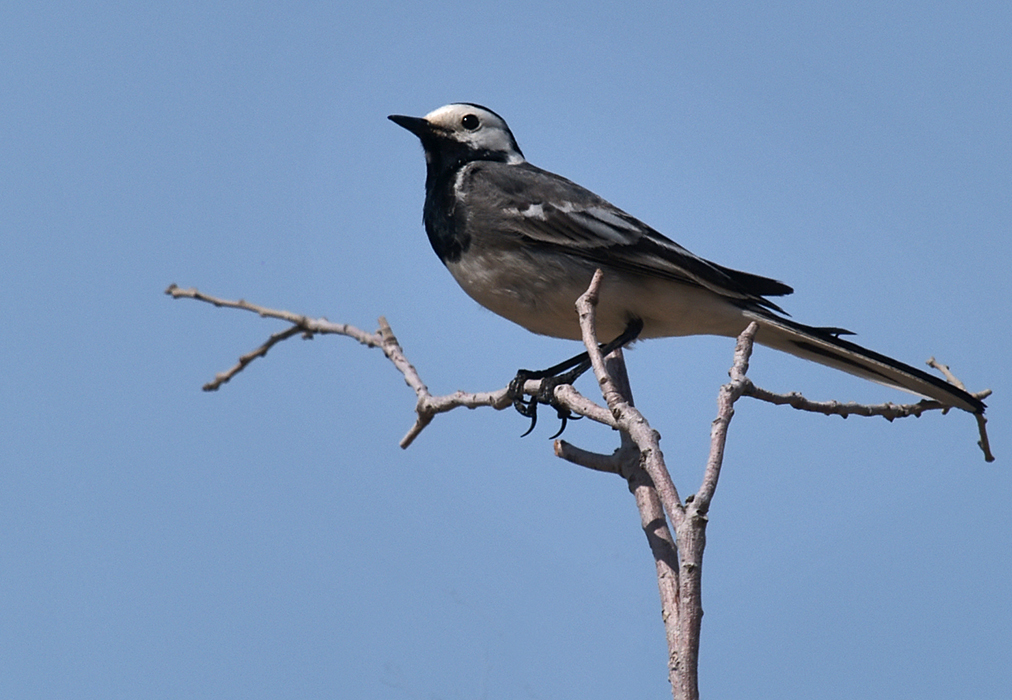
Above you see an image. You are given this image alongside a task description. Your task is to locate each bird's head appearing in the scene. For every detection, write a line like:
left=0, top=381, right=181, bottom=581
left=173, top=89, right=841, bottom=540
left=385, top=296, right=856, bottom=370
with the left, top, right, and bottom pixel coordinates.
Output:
left=389, top=103, right=525, bottom=171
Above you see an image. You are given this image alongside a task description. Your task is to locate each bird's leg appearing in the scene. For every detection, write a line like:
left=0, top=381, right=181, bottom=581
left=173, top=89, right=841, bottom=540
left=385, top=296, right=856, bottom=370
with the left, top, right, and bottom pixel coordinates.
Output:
left=508, top=318, right=643, bottom=437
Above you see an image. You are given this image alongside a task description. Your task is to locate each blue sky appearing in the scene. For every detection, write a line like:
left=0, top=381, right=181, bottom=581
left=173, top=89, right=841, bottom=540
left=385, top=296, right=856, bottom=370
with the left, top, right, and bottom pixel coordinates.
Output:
left=3, top=2, right=1009, bottom=698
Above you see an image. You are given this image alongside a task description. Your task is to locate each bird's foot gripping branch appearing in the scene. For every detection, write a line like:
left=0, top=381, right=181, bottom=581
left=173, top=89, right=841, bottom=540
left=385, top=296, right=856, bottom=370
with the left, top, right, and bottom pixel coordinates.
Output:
left=507, top=317, right=644, bottom=438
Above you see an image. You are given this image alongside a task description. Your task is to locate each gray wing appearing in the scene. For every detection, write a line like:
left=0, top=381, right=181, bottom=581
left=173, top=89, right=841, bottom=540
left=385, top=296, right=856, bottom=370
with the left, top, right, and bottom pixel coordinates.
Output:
left=465, top=161, right=794, bottom=314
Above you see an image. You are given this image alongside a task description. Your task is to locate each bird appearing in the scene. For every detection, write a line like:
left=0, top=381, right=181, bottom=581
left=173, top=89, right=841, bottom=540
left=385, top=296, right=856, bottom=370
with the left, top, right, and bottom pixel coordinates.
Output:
left=388, top=102, right=985, bottom=425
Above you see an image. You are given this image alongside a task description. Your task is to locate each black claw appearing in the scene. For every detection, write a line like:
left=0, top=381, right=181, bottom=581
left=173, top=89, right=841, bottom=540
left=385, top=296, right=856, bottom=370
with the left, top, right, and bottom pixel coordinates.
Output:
left=548, top=413, right=568, bottom=439
left=509, top=371, right=539, bottom=437
left=520, top=409, right=538, bottom=437
left=506, top=318, right=644, bottom=437
left=548, top=406, right=583, bottom=439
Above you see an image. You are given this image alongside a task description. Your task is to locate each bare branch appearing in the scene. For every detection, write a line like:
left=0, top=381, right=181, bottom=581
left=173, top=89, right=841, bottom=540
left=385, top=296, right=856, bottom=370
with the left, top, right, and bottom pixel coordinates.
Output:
left=601, top=351, right=682, bottom=700
left=166, top=284, right=382, bottom=347
left=170, top=277, right=990, bottom=700
left=694, top=322, right=758, bottom=513
left=574, top=269, right=686, bottom=530
left=166, top=284, right=617, bottom=449
left=555, top=349, right=684, bottom=697
left=927, top=356, right=967, bottom=390
left=552, top=352, right=639, bottom=474
left=927, top=357, right=994, bottom=462
left=167, top=284, right=384, bottom=391
left=975, top=413, right=995, bottom=463
left=401, top=386, right=514, bottom=448
left=740, top=376, right=993, bottom=462
left=200, top=325, right=303, bottom=391
left=570, top=270, right=697, bottom=699
left=554, top=440, right=626, bottom=475
left=169, top=282, right=989, bottom=458
left=742, top=383, right=987, bottom=419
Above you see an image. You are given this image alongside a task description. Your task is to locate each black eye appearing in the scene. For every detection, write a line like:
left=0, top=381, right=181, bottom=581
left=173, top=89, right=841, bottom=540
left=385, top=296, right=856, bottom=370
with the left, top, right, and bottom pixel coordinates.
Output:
left=461, top=114, right=480, bottom=130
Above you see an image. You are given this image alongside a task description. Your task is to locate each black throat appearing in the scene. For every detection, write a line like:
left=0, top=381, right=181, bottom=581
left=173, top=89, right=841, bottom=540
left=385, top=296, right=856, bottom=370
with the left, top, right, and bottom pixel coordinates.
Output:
left=420, top=143, right=513, bottom=264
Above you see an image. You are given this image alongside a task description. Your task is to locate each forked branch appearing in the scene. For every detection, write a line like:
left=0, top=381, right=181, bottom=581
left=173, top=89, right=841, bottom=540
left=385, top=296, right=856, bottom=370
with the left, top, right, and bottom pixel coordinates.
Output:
left=168, top=276, right=992, bottom=700
left=166, top=283, right=989, bottom=457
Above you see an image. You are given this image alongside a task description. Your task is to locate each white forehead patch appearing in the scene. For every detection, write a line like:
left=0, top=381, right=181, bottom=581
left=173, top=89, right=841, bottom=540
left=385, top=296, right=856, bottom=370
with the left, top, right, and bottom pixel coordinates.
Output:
left=423, top=104, right=525, bottom=163
left=423, top=104, right=507, bottom=129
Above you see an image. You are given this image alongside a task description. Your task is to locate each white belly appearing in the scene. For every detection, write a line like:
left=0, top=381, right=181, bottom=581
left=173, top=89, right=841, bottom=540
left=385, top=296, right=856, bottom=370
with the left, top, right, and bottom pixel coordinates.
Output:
left=445, top=248, right=750, bottom=342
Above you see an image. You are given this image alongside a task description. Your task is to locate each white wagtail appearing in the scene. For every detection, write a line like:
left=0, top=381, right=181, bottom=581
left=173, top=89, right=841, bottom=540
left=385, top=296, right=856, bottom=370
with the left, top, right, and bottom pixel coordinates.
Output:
left=389, top=103, right=985, bottom=432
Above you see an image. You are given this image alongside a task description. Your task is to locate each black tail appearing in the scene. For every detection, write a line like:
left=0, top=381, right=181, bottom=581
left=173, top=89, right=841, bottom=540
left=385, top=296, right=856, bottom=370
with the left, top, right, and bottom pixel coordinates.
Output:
left=743, top=310, right=986, bottom=414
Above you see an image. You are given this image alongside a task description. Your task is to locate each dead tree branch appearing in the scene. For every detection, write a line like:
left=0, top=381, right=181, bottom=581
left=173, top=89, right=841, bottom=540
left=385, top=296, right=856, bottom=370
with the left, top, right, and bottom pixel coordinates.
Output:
left=167, top=276, right=992, bottom=700
left=166, top=282, right=988, bottom=457
left=556, top=269, right=758, bottom=699
left=555, top=348, right=682, bottom=696
left=740, top=379, right=992, bottom=462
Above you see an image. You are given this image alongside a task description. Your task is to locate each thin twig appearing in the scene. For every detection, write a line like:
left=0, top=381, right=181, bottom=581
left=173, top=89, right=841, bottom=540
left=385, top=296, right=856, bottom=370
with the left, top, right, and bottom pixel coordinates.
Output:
left=927, top=357, right=994, bottom=462
left=694, top=322, right=757, bottom=513
left=741, top=378, right=993, bottom=462
left=168, top=285, right=606, bottom=448
left=975, top=413, right=995, bottom=462
left=202, top=325, right=303, bottom=391
left=927, top=356, right=967, bottom=390
left=166, top=284, right=382, bottom=347
left=168, top=282, right=993, bottom=462
left=742, top=383, right=990, bottom=419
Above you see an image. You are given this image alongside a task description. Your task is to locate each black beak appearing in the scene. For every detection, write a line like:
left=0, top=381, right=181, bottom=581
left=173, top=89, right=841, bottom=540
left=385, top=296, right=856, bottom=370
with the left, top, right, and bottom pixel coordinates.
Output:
left=388, top=114, right=432, bottom=137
